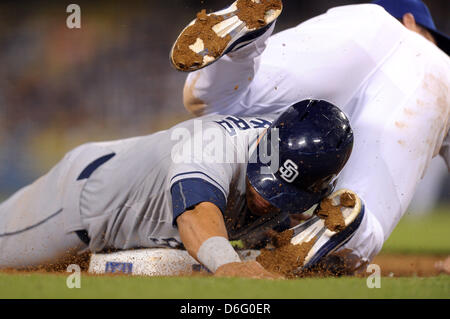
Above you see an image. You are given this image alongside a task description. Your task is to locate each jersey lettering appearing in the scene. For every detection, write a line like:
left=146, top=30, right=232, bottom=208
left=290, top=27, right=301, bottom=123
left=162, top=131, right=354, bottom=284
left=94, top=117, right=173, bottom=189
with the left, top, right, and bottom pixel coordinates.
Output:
left=215, top=116, right=272, bottom=136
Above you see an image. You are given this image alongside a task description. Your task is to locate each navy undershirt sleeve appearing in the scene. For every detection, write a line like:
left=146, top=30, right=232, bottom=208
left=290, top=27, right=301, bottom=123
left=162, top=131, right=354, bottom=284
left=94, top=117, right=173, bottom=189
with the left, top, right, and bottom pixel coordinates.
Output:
left=171, top=178, right=227, bottom=226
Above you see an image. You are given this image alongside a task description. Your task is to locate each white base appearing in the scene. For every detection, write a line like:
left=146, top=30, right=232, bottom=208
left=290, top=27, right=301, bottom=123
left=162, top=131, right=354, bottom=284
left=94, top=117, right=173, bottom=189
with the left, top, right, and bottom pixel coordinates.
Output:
left=88, top=248, right=259, bottom=276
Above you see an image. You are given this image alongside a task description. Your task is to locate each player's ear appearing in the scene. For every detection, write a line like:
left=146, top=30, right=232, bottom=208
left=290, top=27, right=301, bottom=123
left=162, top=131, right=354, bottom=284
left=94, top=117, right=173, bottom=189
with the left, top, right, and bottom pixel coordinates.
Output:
left=401, top=12, right=436, bottom=45
left=402, top=13, right=417, bottom=31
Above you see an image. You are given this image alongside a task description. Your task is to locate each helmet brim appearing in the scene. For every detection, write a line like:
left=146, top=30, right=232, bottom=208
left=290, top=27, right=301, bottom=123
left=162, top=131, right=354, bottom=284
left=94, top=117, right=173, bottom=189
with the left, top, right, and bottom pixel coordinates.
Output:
left=246, top=161, right=326, bottom=214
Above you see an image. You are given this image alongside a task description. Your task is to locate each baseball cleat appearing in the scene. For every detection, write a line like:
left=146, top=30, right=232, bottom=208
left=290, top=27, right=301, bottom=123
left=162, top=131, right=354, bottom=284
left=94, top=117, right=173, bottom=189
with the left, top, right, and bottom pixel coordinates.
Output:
left=170, top=0, right=283, bottom=72
left=289, top=189, right=365, bottom=271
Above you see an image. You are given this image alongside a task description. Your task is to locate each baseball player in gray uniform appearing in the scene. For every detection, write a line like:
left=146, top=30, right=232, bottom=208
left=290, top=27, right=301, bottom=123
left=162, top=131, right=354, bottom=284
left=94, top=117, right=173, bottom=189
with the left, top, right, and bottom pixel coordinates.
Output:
left=0, top=99, right=360, bottom=278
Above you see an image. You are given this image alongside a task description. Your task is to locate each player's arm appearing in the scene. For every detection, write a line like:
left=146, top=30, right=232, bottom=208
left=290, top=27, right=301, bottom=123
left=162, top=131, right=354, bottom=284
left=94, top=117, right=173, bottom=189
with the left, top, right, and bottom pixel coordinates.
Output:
left=176, top=202, right=228, bottom=258
left=176, top=201, right=281, bottom=279
left=169, top=121, right=281, bottom=278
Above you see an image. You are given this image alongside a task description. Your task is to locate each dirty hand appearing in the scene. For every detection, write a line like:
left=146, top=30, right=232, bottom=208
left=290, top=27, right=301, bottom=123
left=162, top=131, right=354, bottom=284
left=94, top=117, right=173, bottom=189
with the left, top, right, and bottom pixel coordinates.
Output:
left=214, top=260, right=283, bottom=279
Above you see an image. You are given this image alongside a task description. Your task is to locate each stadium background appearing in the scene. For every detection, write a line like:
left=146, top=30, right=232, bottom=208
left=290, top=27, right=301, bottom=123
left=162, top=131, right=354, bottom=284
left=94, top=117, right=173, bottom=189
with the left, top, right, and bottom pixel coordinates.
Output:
left=0, top=0, right=448, bottom=207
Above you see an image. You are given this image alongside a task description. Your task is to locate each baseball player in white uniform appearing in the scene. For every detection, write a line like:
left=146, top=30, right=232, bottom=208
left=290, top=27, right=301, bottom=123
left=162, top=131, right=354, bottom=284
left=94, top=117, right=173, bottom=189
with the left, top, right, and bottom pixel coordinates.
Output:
left=173, top=0, right=450, bottom=269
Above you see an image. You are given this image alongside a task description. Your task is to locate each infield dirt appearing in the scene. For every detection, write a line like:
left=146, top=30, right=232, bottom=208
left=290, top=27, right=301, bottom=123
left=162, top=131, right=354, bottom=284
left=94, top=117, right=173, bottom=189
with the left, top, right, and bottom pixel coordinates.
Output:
left=257, top=230, right=316, bottom=278
left=0, top=254, right=447, bottom=278
left=371, top=254, right=447, bottom=277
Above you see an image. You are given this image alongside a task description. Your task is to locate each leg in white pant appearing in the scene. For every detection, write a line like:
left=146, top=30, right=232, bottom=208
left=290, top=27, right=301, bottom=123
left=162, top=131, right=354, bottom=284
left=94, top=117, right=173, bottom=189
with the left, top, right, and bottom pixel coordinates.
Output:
left=335, top=37, right=449, bottom=263
left=183, top=23, right=275, bottom=115
left=408, top=156, right=448, bottom=215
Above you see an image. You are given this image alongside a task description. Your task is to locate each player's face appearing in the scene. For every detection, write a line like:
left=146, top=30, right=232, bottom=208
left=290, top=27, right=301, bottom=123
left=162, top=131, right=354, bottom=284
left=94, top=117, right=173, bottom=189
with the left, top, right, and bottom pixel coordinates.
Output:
left=245, top=177, right=280, bottom=216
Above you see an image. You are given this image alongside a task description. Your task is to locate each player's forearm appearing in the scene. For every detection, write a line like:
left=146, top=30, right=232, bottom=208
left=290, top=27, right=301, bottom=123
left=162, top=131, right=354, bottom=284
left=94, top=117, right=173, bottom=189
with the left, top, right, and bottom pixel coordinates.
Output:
left=177, top=202, right=228, bottom=258
left=176, top=202, right=241, bottom=272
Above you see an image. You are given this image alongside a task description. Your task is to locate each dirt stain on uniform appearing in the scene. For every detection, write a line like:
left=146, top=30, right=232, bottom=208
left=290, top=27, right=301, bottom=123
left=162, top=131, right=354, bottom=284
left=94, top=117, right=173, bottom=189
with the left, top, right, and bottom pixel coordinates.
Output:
left=395, top=121, right=407, bottom=129
left=403, top=108, right=417, bottom=116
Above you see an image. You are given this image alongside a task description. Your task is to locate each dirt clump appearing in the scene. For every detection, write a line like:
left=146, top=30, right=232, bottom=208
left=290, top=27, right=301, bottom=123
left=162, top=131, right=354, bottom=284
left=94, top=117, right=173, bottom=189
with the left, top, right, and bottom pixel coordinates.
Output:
left=271, top=228, right=293, bottom=247
left=257, top=229, right=316, bottom=278
left=236, top=0, right=283, bottom=29
left=0, top=252, right=91, bottom=274
left=172, top=10, right=231, bottom=71
left=317, top=191, right=357, bottom=232
left=316, top=198, right=346, bottom=232
left=296, top=249, right=366, bottom=278
left=340, top=192, right=356, bottom=207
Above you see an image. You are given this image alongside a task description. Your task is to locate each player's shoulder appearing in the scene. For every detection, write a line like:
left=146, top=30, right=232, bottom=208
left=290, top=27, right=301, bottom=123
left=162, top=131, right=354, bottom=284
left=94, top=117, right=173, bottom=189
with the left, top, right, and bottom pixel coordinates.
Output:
left=420, top=38, right=450, bottom=69
left=281, top=3, right=404, bottom=51
left=403, top=30, right=450, bottom=75
left=326, top=3, right=393, bottom=21
left=318, top=3, right=401, bottom=34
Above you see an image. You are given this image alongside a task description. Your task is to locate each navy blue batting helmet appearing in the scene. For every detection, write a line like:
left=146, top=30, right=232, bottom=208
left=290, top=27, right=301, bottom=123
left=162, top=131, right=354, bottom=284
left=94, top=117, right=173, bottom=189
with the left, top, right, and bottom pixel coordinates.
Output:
left=246, top=99, right=354, bottom=213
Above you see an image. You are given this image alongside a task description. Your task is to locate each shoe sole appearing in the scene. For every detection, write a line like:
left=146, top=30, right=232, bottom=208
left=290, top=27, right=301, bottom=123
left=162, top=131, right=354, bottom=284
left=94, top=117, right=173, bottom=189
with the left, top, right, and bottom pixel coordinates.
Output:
left=170, top=0, right=283, bottom=72
left=289, top=189, right=365, bottom=271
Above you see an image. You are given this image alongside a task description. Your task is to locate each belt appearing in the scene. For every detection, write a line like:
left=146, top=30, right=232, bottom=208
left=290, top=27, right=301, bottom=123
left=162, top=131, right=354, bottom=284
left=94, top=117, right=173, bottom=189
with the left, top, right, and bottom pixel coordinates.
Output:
left=74, top=152, right=116, bottom=246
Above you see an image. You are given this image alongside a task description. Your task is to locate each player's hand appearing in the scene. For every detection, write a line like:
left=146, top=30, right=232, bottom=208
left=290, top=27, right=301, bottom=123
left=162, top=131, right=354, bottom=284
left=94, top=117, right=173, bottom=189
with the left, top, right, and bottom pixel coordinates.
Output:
left=214, top=261, right=284, bottom=279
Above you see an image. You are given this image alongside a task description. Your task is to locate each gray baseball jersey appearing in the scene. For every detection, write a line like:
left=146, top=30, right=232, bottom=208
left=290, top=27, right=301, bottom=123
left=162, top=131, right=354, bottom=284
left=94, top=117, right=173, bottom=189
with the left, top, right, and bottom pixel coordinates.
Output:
left=0, top=113, right=288, bottom=267
left=74, top=113, right=289, bottom=252
left=1, top=113, right=290, bottom=267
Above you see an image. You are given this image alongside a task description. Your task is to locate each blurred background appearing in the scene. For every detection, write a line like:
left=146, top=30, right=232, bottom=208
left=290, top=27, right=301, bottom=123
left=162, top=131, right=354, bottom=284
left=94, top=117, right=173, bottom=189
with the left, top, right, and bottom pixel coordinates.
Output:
left=0, top=0, right=448, bottom=213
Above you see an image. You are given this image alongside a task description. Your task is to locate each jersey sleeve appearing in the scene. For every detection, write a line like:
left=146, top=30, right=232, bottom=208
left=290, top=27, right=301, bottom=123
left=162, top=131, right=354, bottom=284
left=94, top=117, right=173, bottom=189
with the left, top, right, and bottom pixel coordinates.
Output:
left=167, top=120, right=237, bottom=224
left=170, top=178, right=227, bottom=222
left=167, top=115, right=274, bottom=223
